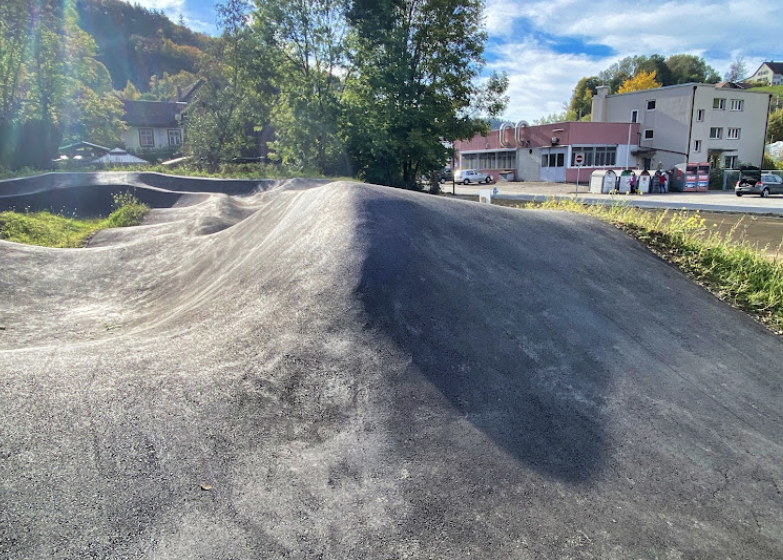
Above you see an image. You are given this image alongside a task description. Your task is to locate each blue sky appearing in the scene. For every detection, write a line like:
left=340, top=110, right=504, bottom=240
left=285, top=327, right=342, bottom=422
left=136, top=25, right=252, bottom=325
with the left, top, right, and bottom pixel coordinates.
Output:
left=136, top=0, right=782, bottom=121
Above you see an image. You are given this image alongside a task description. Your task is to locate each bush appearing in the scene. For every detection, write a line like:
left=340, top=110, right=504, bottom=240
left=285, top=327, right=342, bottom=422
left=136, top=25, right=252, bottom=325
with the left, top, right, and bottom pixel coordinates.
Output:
left=105, top=192, right=149, bottom=228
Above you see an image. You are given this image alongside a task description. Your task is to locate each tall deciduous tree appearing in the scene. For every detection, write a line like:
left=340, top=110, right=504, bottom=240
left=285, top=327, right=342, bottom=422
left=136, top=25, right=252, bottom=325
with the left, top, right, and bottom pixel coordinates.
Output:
left=254, top=0, right=353, bottom=175
left=344, top=0, right=507, bottom=189
left=617, top=70, right=661, bottom=94
left=567, top=76, right=600, bottom=120
left=724, top=56, right=747, bottom=83
left=186, top=0, right=274, bottom=171
left=767, top=109, right=783, bottom=144
left=666, top=54, right=720, bottom=84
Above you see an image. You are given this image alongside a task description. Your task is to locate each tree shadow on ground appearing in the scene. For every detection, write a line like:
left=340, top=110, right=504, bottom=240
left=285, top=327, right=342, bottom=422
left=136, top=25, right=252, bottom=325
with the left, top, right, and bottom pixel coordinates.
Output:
left=356, top=194, right=619, bottom=484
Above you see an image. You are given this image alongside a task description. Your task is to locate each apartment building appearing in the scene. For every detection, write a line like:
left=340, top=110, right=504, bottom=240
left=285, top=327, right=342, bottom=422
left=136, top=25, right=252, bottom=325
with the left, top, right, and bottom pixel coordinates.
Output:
left=591, top=83, right=771, bottom=169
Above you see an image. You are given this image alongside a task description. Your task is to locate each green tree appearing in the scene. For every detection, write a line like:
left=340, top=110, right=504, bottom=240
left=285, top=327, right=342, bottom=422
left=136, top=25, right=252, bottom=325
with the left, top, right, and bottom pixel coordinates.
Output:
left=119, top=80, right=142, bottom=100
left=0, top=0, right=35, bottom=167
left=666, top=54, right=720, bottom=84
left=598, top=56, right=637, bottom=93
left=567, top=76, right=600, bottom=120
left=768, top=109, right=783, bottom=143
left=344, top=0, right=507, bottom=188
left=533, top=111, right=568, bottom=125
left=144, top=70, right=199, bottom=101
left=636, top=54, right=674, bottom=86
left=186, top=0, right=274, bottom=171
left=254, top=0, right=353, bottom=175
left=61, top=86, right=127, bottom=147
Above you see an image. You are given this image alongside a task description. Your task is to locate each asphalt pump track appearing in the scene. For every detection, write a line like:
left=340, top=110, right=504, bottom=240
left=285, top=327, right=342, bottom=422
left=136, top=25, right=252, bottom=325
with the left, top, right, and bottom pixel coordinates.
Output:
left=1, top=173, right=783, bottom=558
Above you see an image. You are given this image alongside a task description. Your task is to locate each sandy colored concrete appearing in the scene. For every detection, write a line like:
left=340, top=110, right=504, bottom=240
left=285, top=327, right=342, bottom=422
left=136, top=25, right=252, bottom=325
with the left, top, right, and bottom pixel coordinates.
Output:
left=1, top=175, right=783, bottom=559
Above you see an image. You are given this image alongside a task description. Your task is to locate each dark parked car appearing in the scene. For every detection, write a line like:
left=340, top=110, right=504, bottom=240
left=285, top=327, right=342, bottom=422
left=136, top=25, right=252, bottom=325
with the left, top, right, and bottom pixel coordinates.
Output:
left=735, top=173, right=783, bottom=197
left=438, top=167, right=454, bottom=183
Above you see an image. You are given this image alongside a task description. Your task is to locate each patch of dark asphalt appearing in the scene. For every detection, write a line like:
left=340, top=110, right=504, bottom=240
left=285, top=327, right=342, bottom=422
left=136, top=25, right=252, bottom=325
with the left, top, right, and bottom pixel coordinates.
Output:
left=1, top=179, right=783, bottom=559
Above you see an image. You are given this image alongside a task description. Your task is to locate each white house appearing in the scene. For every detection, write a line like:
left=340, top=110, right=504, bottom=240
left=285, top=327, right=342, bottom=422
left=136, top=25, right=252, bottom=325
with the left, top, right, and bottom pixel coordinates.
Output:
left=591, top=83, right=771, bottom=169
left=746, top=62, right=783, bottom=86
left=119, top=99, right=186, bottom=154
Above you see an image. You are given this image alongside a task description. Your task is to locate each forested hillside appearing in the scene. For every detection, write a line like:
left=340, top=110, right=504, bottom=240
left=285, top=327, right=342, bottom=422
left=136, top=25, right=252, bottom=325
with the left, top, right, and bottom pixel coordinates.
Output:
left=75, top=0, right=211, bottom=91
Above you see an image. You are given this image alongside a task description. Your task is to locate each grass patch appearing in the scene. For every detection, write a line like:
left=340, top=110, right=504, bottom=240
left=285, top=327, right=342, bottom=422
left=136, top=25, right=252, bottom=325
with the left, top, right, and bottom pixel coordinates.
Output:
left=0, top=192, right=149, bottom=248
left=524, top=197, right=783, bottom=335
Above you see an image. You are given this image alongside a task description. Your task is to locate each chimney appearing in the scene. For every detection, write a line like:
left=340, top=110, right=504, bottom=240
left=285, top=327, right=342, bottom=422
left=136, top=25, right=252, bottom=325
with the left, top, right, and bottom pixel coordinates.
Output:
left=592, top=85, right=610, bottom=122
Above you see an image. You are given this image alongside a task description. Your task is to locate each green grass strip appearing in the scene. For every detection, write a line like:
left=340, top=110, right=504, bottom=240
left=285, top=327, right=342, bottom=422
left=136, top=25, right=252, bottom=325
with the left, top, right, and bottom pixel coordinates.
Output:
left=0, top=193, right=149, bottom=248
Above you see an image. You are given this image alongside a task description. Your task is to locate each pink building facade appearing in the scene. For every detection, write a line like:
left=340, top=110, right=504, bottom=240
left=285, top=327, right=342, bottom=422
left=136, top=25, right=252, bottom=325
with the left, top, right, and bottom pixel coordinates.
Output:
left=454, top=121, right=641, bottom=183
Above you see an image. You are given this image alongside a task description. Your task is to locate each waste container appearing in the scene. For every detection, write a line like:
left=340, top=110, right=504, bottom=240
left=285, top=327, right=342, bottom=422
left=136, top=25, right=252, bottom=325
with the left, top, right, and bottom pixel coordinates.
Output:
left=635, top=169, right=651, bottom=193
left=589, top=169, right=617, bottom=193
left=618, top=170, right=636, bottom=193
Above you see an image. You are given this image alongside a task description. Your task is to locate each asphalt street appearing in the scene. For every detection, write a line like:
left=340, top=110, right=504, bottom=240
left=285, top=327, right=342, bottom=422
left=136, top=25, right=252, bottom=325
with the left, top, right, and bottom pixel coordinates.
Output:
left=449, top=180, right=783, bottom=215
left=1, top=173, right=783, bottom=559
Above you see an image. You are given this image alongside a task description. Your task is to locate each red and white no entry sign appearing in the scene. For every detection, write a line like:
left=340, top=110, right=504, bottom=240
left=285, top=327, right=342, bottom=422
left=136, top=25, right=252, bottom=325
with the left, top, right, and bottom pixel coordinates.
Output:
left=574, top=153, right=585, bottom=166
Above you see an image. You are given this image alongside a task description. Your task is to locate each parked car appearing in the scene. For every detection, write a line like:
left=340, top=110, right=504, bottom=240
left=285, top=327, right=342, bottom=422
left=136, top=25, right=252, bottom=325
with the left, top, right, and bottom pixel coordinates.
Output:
left=457, top=169, right=492, bottom=184
left=438, top=167, right=454, bottom=183
left=735, top=173, right=783, bottom=197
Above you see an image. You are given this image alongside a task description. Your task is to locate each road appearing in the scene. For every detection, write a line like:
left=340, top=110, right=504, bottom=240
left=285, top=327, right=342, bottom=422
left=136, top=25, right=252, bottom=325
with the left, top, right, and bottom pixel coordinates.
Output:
left=448, top=180, right=783, bottom=214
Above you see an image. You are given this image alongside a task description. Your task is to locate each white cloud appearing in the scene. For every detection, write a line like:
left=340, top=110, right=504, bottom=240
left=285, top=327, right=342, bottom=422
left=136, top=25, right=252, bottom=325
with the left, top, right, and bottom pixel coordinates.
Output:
left=484, top=0, right=783, bottom=120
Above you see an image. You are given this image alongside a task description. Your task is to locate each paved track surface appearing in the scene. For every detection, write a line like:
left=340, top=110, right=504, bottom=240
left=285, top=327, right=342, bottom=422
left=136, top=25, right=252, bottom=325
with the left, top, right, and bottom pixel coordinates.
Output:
left=2, top=174, right=783, bottom=559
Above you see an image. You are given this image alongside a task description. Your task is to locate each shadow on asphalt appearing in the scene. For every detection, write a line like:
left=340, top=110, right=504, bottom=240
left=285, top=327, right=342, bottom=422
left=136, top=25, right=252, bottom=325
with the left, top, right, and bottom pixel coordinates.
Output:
left=356, top=196, right=610, bottom=483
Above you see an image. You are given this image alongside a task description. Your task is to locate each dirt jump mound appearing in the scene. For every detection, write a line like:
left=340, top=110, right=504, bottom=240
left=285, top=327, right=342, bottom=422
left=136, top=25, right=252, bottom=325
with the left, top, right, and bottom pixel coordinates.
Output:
left=1, top=178, right=782, bottom=559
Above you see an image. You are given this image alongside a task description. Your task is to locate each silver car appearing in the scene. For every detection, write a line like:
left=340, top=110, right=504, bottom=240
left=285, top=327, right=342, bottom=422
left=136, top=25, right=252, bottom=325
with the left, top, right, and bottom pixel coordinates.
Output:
left=457, top=169, right=492, bottom=184
left=735, top=173, right=783, bottom=197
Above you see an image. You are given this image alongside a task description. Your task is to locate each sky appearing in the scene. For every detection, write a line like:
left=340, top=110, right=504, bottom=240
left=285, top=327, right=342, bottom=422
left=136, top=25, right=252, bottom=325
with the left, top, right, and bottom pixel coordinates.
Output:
left=133, top=0, right=782, bottom=122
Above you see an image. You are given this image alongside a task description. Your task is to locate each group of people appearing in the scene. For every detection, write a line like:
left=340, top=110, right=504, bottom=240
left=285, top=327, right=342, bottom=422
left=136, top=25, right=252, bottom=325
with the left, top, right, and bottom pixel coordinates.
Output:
left=629, top=169, right=670, bottom=194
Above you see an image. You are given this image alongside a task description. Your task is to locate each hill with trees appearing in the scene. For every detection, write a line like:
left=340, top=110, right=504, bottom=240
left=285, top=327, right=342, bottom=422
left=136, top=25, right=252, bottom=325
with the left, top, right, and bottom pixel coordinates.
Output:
left=540, top=54, right=722, bottom=124
left=1, top=0, right=507, bottom=189
left=74, top=0, right=211, bottom=92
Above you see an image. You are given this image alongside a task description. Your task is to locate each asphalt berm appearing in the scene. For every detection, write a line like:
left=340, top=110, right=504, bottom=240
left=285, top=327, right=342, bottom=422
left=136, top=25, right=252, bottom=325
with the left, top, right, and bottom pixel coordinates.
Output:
left=1, top=173, right=783, bottom=559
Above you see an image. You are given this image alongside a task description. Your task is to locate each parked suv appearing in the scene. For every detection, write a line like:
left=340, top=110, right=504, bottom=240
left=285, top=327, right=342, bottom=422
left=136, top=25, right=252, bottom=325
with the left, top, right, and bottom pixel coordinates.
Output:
left=457, top=169, right=492, bottom=184
left=735, top=173, right=783, bottom=197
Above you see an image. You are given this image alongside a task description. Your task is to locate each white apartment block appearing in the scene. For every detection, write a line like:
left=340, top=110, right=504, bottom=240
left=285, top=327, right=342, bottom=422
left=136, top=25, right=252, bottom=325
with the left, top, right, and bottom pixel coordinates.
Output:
left=592, top=83, right=771, bottom=170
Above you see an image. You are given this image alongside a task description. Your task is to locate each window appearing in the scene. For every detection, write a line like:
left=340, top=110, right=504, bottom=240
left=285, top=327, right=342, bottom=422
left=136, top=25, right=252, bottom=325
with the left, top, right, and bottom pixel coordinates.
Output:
left=727, top=128, right=740, bottom=139
left=724, top=156, right=738, bottom=169
left=644, top=130, right=654, bottom=140
left=713, top=98, right=725, bottom=110
left=693, top=140, right=701, bottom=152
left=709, top=127, right=722, bottom=139
left=730, top=99, right=744, bottom=111
left=462, top=153, right=478, bottom=168
left=696, top=109, right=705, bottom=122
left=139, top=128, right=154, bottom=147
left=646, top=100, right=656, bottom=111
left=571, top=146, right=615, bottom=167
left=168, top=129, right=182, bottom=146
left=542, top=153, right=564, bottom=167
left=631, top=109, right=639, bottom=123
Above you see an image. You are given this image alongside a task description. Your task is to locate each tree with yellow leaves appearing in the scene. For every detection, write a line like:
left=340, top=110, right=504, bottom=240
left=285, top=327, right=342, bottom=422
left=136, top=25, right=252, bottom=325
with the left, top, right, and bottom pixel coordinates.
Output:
left=618, top=70, right=661, bottom=93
